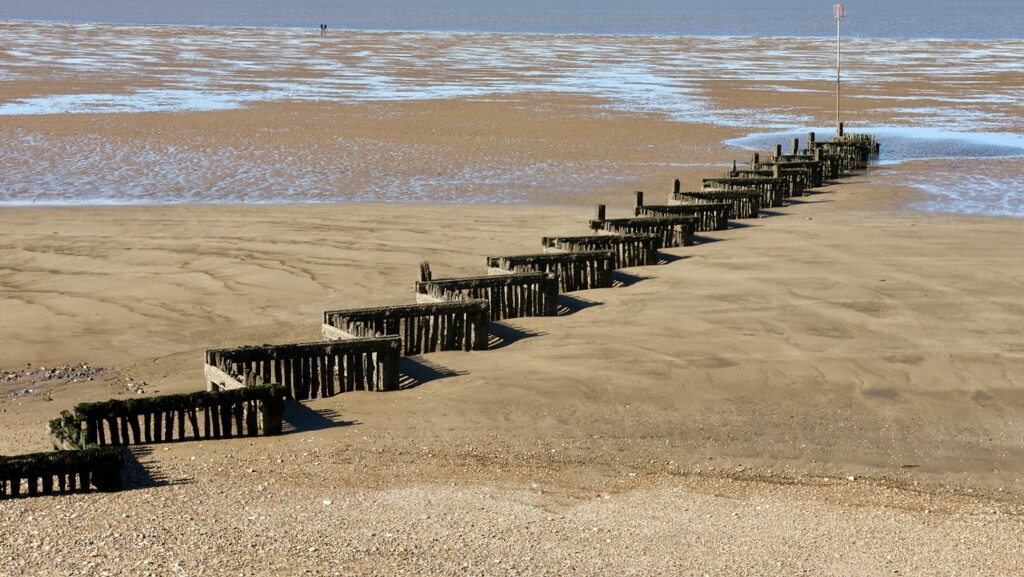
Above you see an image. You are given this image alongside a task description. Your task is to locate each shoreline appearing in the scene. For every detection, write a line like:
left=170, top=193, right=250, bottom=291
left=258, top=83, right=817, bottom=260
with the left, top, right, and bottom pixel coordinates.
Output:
left=2, top=23, right=1023, bottom=572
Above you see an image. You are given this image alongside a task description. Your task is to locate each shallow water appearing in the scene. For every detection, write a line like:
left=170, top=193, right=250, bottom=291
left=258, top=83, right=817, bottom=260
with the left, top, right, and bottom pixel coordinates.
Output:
left=1, top=22, right=1022, bottom=215
left=727, top=128, right=1024, bottom=165
left=6, top=0, right=1024, bottom=39
left=726, top=128, right=1024, bottom=217
left=2, top=26, right=1021, bottom=132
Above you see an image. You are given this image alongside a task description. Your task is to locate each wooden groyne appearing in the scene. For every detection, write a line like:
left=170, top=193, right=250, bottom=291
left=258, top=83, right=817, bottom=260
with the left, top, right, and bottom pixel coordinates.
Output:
left=541, top=234, right=661, bottom=269
left=205, top=339, right=402, bottom=399
left=815, top=141, right=871, bottom=171
left=415, top=264, right=559, bottom=320
left=701, top=176, right=786, bottom=208
left=486, top=250, right=615, bottom=293
left=727, top=160, right=809, bottom=197
left=0, top=447, right=123, bottom=499
left=632, top=191, right=731, bottom=231
left=754, top=140, right=834, bottom=185
left=5, top=110, right=881, bottom=499
left=590, top=204, right=697, bottom=248
left=806, top=127, right=879, bottom=171
left=670, top=190, right=761, bottom=219
left=49, top=385, right=286, bottom=449
left=322, top=301, right=490, bottom=355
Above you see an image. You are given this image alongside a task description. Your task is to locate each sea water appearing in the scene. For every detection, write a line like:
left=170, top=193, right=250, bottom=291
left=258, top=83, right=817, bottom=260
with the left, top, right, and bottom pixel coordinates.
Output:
left=727, top=128, right=1024, bottom=217
left=1, top=2, right=1022, bottom=215
left=6, top=0, right=1024, bottom=40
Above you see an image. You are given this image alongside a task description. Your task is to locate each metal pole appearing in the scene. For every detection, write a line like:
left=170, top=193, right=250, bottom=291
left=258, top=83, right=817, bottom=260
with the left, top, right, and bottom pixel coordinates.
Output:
left=833, top=4, right=845, bottom=136
left=836, top=15, right=841, bottom=135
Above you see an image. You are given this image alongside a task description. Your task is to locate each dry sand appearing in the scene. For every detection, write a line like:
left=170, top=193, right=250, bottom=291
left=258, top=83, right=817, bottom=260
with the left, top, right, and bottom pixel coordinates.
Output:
left=2, top=27, right=1024, bottom=577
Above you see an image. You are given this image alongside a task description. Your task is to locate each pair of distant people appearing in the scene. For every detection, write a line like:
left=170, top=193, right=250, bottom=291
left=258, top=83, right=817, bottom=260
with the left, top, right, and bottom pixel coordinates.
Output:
left=319, top=23, right=327, bottom=36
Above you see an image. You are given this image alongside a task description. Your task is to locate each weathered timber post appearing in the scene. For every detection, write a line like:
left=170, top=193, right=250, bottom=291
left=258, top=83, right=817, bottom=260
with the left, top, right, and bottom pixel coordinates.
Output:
left=838, top=122, right=844, bottom=136
left=634, top=191, right=644, bottom=208
left=792, top=138, right=800, bottom=156
left=91, top=451, right=124, bottom=492
left=544, top=276, right=559, bottom=316
left=595, top=204, right=606, bottom=222
left=774, top=144, right=783, bottom=160
left=259, top=396, right=284, bottom=435
left=473, top=313, right=488, bottom=351
left=808, top=132, right=816, bottom=149
left=380, top=340, right=401, bottom=391
left=85, top=420, right=97, bottom=446
left=419, top=261, right=432, bottom=283
left=673, top=179, right=681, bottom=194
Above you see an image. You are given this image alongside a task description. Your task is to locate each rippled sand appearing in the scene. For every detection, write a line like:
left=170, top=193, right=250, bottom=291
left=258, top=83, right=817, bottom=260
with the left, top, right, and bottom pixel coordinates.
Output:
left=2, top=22, right=1024, bottom=576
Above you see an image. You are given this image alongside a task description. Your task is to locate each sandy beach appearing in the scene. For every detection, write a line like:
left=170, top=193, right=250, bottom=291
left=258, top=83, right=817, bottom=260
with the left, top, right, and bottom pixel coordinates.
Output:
left=2, top=22, right=1024, bottom=576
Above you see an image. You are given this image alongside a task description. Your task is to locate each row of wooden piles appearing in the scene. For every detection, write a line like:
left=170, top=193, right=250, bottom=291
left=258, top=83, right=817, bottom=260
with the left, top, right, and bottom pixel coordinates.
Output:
left=0, top=385, right=289, bottom=499
left=3, top=126, right=877, bottom=499
left=204, top=127, right=878, bottom=406
left=0, top=448, right=123, bottom=498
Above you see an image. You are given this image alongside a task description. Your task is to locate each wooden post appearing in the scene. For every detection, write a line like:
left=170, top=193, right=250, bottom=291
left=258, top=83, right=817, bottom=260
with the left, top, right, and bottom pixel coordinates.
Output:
left=129, top=415, right=141, bottom=444
left=245, top=401, right=258, bottom=436
left=233, top=403, right=245, bottom=437
left=203, top=407, right=212, bottom=439
left=119, top=417, right=130, bottom=445
left=673, top=179, right=681, bottom=194
left=187, top=409, right=200, bottom=440
left=808, top=131, right=816, bottom=149
left=210, top=405, right=221, bottom=438
left=165, top=411, right=174, bottom=442
left=259, top=396, right=284, bottom=436
left=774, top=144, right=783, bottom=159
left=838, top=122, right=844, bottom=136
left=85, top=420, right=97, bottom=446
left=152, top=413, right=162, bottom=443
left=595, top=204, right=606, bottom=222
left=792, top=137, right=799, bottom=156
left=634, top=190, right=644, bottom=208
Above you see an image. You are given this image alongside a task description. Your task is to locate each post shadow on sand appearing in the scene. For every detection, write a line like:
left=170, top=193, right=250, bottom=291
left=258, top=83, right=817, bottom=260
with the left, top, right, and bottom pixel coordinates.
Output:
left=282, top=401, right=357, bottom=433
left=690, top=235, right=724, bottom=246
left=727, top=220, right=757, bottom=230
left=397, top=356, right=467, bottom=389
left=655, top=252, right=691, bottom=266
left=556, top=293, right=603, bottom=314
left=122, top=446, right=194, bottom=491
left=610, top=270, right=651, bottom=288
left=487, top=320, right=546, bottom=349
left=783, top=197, right=833, bottom=207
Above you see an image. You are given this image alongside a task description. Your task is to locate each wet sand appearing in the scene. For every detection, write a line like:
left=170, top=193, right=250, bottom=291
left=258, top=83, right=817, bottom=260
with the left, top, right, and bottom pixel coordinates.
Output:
left=2, top=24, right=1024, bottom=577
